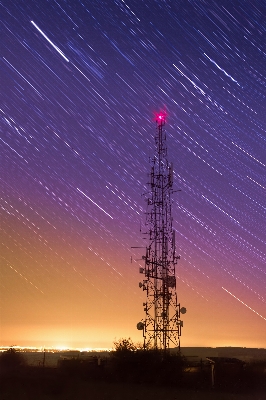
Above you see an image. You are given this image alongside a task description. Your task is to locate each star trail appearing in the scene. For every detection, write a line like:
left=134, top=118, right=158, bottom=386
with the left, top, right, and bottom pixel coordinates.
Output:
left=1, top=0, right=265, bottom=349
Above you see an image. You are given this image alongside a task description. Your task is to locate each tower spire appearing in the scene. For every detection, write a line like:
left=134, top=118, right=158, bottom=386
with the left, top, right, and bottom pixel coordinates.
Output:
left=137, top=112, right=186, bottom=351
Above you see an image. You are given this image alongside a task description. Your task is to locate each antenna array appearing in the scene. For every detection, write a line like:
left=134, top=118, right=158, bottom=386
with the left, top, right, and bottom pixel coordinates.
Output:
left=137, top=112, right=186, bottom=351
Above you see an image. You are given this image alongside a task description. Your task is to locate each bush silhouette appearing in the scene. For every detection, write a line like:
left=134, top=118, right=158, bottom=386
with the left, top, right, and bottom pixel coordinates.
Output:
left=111, top=338, right=184, bottom=384
left=0, top=347, right=26, bottom=375
left=113, top=337, right=138, bottom=352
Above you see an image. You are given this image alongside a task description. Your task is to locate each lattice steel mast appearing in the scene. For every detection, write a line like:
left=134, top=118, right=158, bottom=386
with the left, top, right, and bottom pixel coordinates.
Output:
left=137, top=112, right=186, bottom=351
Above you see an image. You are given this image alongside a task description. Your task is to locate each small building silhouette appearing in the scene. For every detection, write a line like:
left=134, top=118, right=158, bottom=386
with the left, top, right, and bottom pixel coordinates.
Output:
left=206, top=357, right=245, bottom=389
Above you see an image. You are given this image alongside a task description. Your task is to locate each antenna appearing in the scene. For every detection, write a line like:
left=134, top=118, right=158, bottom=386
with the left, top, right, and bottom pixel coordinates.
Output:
left=136, top=111, right=186, bottom=353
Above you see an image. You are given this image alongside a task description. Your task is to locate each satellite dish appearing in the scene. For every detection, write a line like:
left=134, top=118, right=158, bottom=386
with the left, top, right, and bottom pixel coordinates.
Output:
left=137, top=322, right=144, bottom=330
left=180, top=307, right=187, bottom=314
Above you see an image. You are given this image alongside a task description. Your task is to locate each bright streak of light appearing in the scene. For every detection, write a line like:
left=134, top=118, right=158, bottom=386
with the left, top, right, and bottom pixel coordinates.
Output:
left=31, top=21, right=69, bottom=62
left=247, top=176, right=266, bottom=190
left=204, top=53, right=239, bottom=85
left=121, top=0, right=140, bottom=21
left=222, top=287, right=266, bottom=321
left=72, top=63, right=91, bottom=81
left=0, top=137, right=28, bottom=163
left=4, top=259, right=44, bottom=294
left=3, top=58, right=43, bottom=98
left=232, top=142, right=266, bottom=167
left=77, top=188, right=113, bottom=219
left=173, top=64, right=206, bottom=95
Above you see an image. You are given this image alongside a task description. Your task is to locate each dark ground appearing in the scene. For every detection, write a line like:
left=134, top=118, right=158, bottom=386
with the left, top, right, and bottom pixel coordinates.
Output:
left=0, top=367, right=265, bottom=400
left=0, top=349, right=265, bottom=400
left=1, top=377, right=265, bottom=400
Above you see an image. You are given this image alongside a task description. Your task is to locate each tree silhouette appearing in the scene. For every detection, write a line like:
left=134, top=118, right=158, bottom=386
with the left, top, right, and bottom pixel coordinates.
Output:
left=113, top=337, right=137, bottom=352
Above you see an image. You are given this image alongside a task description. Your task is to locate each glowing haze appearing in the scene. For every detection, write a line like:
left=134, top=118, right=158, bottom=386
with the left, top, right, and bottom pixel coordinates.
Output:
left=1, top=0, right=265, bottom=350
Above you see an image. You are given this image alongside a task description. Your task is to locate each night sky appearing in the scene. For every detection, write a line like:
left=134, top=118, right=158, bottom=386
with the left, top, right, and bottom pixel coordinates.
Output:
left=1, top=0, right=265, bottom=349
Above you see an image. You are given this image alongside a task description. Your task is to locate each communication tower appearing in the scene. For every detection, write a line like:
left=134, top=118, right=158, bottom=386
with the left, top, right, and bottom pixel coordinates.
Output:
left=137, top=112, right=186, bottom=351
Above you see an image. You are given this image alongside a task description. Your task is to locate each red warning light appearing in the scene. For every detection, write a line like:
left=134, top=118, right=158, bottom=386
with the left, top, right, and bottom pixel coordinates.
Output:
left=155, top=111, right=166, bottom=124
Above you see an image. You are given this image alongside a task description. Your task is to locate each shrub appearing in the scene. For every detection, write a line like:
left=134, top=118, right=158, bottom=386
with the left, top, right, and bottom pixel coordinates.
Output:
left=0, top=347, right=26, bottom=375
left=111, top=338, right=185, bottom=384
